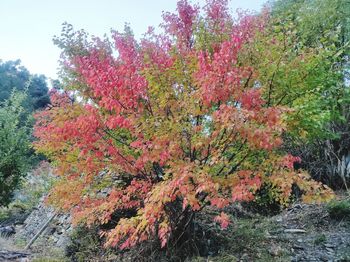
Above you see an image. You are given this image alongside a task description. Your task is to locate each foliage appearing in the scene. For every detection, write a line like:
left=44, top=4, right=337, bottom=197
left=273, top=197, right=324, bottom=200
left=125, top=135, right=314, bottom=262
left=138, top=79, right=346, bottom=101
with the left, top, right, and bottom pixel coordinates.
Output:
left=66, top=226, right=113, bottom=262
left=0, top=60, right=50, bottom=112
left=327, top=198, right=350, bottom=220
left=241, top=0, right=349, bottom=140
left=268, top=0, right=350, bottom=187
left=313, top=233, right=326, bottom=245
left=0, top=201, right=31, bottom=227
left=0, top=91, right=32, bottom=206
left=209, top=217, right=288, bottom=262
left=34, top=0, right=334, bottom=250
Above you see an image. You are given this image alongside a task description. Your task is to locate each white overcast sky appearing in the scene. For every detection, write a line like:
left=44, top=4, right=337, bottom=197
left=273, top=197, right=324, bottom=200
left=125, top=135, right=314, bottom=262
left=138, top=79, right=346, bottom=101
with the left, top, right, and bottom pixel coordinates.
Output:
left=0, top=0, right=266, bottom=80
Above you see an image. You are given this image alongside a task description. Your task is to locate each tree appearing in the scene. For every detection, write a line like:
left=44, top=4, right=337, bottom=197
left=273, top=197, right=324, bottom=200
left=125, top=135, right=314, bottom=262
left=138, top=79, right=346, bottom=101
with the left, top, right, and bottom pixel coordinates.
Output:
left=0, top=91, right=32, bottom=206
left=34, top=0, right=333, bottom=250
left=0, top=60, right=50, bottom=112
left=267, top=0, right=350, bottom=187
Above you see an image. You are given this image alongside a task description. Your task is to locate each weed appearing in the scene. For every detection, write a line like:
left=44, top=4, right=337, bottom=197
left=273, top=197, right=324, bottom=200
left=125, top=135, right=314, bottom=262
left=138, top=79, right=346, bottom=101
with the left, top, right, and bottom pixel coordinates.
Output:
left=314, top=234, right=327, bottom=245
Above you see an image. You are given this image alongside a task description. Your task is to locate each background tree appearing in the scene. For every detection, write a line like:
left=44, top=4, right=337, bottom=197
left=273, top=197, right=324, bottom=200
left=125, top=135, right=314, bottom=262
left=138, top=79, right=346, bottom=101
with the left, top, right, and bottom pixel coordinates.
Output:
left=0, top=59, right=50, bottom=112
left=0, top=60, right=51, bottom=205
left=266, top=0, right=350, bottom=187
left=0, top=91, right=32, bottom=206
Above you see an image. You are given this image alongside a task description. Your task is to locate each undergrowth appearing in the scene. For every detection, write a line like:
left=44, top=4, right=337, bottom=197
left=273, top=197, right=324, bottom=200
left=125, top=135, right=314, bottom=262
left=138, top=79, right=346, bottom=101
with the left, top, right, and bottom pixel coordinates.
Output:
left=0, top=161, right=53, bottom=226
left=66, top=207, right=289, bottom=262
left=326, top=197, right=350, bottom=220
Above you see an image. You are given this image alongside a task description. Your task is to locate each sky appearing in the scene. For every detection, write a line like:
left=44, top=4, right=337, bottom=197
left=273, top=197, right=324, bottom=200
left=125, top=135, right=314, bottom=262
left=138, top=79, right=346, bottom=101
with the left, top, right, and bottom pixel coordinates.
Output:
left=0, top=0, right=266, bottom=81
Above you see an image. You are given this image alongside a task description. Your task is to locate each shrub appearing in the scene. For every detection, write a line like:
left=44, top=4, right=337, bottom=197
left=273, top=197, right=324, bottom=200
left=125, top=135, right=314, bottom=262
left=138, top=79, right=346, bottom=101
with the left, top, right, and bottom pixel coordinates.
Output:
left=327, top=198, right=350, bottom=220
left=34, top=0, right=333, bottom=250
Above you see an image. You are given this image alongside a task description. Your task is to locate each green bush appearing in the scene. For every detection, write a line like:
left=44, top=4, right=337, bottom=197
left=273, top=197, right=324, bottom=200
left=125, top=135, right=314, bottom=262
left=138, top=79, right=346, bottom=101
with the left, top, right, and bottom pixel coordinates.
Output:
left=66, top=226, right=110, bottom=262
left=326, top=198, right=350, bottom=220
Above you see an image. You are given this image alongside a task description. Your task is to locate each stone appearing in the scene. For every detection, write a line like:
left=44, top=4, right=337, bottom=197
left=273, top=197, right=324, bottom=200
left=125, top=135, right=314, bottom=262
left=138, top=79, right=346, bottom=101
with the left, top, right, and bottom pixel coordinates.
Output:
left=326, top=247, right=334, bottom=253
left=13, top=197, right=72, bottom=252
left=240, top=253, right=249, bottom=260
left=268, top=244, right=283, bottom=256
left=293, top=244, right=304, bottom=250
left=0, top=226, right=15, bottom=237
left=0, top=250, right=30, bottom=260
left=284, top=228, right=306, bottom=233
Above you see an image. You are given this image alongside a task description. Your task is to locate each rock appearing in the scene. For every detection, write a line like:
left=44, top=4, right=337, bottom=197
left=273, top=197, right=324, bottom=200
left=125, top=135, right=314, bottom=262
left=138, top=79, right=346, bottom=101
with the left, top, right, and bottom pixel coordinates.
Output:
left=293, top=244, right=304, bottom=250
left=326, top=247, right=334, bottom=253
left=276, top=217, right=283, bottom=222
left=0, top=225, right=15, bottom=237
left=240, top=253, right=249, bottom=260
left=268, top=244, right=283, bottom=256
left=320, top=254, right=331, bottom=261
left=284, top=228, right=306, bottom=233
left=0, top=250, right=30, bottom=260
left=13, top=197, right=72, bottom=252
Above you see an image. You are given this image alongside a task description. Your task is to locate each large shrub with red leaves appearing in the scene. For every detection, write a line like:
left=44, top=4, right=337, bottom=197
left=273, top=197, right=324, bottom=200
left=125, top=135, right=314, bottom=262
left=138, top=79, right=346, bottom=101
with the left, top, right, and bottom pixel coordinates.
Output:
left=34, top=0, right=333, bottom=249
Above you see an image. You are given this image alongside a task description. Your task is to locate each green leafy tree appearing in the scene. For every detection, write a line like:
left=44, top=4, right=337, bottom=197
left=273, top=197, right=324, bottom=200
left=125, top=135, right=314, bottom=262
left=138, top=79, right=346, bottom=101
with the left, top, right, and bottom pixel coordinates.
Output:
left=268, top=0, right=350, bottom=187
left=0, top=91, right=32, bottom=206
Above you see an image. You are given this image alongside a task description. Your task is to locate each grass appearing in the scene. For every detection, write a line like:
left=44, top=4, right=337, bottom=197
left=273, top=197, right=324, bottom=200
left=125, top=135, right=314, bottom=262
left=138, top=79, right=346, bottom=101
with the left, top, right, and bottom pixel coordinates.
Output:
left=32, top=250, right=68, bottom=262
left=0, top=201, right=30, bottom=226
left=326, top=198, right=350, bottom=220
left=313, top=233, right=327, bottom=245
left=189, top=217, right=289, bottom=262
left=33, top=256, right=69, bottom=262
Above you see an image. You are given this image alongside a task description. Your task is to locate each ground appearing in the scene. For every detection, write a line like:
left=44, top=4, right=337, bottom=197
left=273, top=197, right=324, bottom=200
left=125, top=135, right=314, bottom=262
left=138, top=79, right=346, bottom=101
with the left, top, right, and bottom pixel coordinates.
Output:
left=213, top=202, right=350, bottom=262
left=0, top=197, right=349, bottom=261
